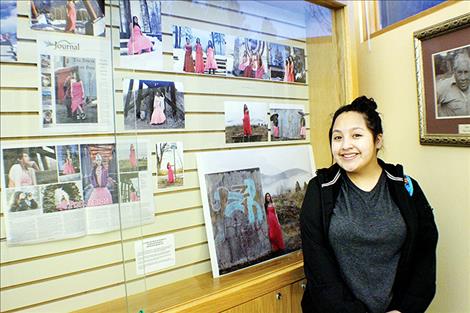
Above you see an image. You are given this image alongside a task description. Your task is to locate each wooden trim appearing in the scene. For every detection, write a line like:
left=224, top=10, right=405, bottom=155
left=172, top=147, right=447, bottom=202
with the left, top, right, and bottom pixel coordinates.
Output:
left=307, top=0, right=346, bottom=10
left=370, top=0, right=460, bottom=39
left=73, top=252, right=305, bottom=313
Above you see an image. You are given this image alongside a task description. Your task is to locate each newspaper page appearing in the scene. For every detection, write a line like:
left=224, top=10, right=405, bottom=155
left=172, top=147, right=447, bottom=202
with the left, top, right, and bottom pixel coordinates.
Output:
left=37, top=33, right=113, bottom=133
left=1, top=139, right=155, bottom=245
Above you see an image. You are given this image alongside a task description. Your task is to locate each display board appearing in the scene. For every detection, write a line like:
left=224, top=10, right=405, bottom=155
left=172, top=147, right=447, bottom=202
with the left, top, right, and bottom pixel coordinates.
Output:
left=0, top=1, right=315, bottom=312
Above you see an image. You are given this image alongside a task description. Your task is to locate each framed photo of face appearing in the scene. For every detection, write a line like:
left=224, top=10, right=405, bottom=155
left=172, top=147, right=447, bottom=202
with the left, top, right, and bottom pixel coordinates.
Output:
left=414, top=13, right=470, bottom=146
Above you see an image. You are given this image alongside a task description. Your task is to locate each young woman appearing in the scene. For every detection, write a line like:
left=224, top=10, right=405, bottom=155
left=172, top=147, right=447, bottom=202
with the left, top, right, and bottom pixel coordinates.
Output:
left=65, top=0, right=76, bottom=33
left=183, top=37, right=195, bottom=72
left=10, top=191, right=28, bottom=212
left=63, top=149, right=75, bottom=175
left=299, top=115, right=306, bottom=139
left=255, top=54, right=265, bottom=79
left=204, top=40, right=218, bottom=75
left=167, top=162, right=175, bottom=184
left=288, top=56, right=295, bottom=82
left=242, top=104, right=252, bottom=139
left=129, top=185, right=139, bottom=202
left=71, top=72, right=86, bottom=120
left=8, top=151, right=39, bottom=187
left=127, top=16, right=153, bottom=55
left=150, top=91, right=166, bottom=125
left=264, top=193, right=285, bottom=252
left=194, top=38, right=204, bottom=74
left=129, top=144, right=137, bottom=169
left=300, top=96, right=438, bottom=313
left=87, top=154, right=113, bottom=207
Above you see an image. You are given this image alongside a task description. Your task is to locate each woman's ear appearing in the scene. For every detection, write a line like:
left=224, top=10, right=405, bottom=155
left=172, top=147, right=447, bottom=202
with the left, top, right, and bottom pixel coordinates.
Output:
left=376, top=133, right=383, bottom=150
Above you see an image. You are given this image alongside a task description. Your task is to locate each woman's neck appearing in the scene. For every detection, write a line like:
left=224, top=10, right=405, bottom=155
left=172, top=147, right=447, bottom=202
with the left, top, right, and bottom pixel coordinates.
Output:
left=346, top=161, right=382, bottom=192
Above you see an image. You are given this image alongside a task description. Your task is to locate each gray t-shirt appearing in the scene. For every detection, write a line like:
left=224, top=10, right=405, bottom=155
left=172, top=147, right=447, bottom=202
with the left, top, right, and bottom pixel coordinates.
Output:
left=329, top=171, right=407, bottom=313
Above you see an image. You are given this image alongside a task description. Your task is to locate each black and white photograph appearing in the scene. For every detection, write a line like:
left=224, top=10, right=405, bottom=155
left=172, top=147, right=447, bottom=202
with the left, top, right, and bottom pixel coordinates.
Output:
left=123, top=79, right=185, bottom=130
left=433, top=45, right=470, bottom=119
left=30, top=0, right=105, bottom=37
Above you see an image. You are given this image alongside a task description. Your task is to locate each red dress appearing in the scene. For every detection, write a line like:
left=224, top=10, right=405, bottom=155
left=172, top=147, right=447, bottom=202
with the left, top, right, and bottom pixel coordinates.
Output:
left=266, top=203, right=285, bottom=251
left=243, top=110, right=252, bottom=136
left=183, top=43, right=195, bottom=72
left=195, top=43, right=204, bottom=73
left=65, top=1, right=76, bottom=33
left=127, top=25, right=153, bottom=55
left=167, top=164, right=175, bottom=183
left=129, top=146, right=137, bottom=168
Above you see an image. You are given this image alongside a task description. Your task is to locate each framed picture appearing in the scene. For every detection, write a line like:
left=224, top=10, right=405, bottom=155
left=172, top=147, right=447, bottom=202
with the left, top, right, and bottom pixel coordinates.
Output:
left=414, top=13, right=470, bottom=146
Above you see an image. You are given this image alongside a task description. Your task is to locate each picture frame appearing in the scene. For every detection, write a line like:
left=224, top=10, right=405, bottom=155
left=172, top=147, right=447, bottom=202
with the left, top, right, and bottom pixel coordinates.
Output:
left=414, top=13, right=470, bottom=146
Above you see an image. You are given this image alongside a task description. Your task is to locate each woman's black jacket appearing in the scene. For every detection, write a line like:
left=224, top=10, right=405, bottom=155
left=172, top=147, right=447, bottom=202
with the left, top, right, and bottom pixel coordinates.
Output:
left=300, top=160, right=438, bottom=313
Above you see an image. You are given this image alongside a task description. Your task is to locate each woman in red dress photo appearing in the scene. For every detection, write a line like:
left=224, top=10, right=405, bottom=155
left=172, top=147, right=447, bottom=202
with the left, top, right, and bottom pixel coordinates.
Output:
left=129, top=144, right=137, bottom=169
left=183, top=37, right=195, bottom=72
left=167, top=162, right=175, bottom=184
left=127, top=16, right=153, bottom=55
left=194, top=38, right=204, bottom=74
left=65, top=0, right=76, bottom=33
left=264, top=193, right=285, bottom=252
left=242, top=104, right=252, bottom=140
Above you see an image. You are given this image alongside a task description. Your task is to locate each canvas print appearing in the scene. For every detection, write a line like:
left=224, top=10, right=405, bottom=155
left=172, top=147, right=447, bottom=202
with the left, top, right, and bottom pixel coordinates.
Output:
left=80, top=144, right=119, bottom=207
left=270, top=104, right=306, bottom=141
left=123, top=79, right=185, bottom=130
left=119, top=0, right=162, bottom=70
left=117, top=142, right=148, bottom=173
left=53, top=56, right=98, bottom=123
left=6, top=187, right=41, bottom=213
left=224, top=101, right=268, bottom=143
left=41, top=181, right=84, bottom=213
left=0, top=0, right=17, bottom=62
left=30, top=0, right=105, bottom=36
left=173, top=25, right=226, bottom=76
left=204, top=168, right=271, bottom=275
left=156, top=142, right=183, bottom=189
left=197, top=145, right=315, bottom=277
left=432, top=45, right=470, bottom=118
left=57, top=144, right=81, bottom=182
left=227, top=36, right=269, bottom=80
left=2, top=146, right=58, bottom=188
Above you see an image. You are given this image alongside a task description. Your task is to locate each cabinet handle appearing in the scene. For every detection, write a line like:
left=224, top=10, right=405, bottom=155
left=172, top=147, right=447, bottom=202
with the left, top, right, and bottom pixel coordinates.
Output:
left=276, top=292, right=282, bottom=300
left=301, top=283, right=306, bottom=290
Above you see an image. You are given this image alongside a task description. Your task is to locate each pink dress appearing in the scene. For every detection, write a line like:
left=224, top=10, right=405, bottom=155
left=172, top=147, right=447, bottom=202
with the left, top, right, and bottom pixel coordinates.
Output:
left=266, top=204, right=285, bottom=251
left=150, top=96, right=166, bottom=125
left=255, top=65, right=265, bottom=79
left=127, top=25, right=153, bottom=55
left=57, top=199, right=69, bottom=211
left=71, top=81, right=84, bottom=113
left=167, top=164, right=175, bottom=183
left=300, top=126, right=306, bottom=138
left=65, top=2, right=76, bottom=32
left=243, top=111, right=252, bottom=136
left=273, top=126, right=279, bottom=138
left=204, top=47, right=218, bottom=70
left=183, top=43, right=195, bottom=72
left=130, top=191, right=139, bottom=202
left=63, top=158, right=75, bottom=174
left=87, top=166, right=113, bottom=207
left=195, top=43, right=204, bottom=74
left=129, top=147, right=137, bottom=168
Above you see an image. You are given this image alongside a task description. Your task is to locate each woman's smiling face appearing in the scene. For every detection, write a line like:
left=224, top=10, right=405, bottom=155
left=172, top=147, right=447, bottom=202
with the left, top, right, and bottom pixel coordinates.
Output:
left=331, top=111, right=382, bottom=174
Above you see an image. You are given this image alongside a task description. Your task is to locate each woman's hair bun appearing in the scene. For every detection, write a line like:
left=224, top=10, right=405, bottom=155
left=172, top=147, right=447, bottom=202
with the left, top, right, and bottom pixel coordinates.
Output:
left=351, top=96, right=377, bottom=112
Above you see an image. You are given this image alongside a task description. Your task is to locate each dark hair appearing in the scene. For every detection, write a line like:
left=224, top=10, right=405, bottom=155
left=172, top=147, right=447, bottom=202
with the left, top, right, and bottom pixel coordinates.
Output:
left=264, top=192, right=272, bottom=211
left=328, top=96, right=383, bottom=147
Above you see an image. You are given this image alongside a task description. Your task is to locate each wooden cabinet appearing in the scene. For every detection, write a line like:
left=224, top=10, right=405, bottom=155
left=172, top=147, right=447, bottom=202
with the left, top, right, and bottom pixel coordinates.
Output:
left=291, top=279, right=306, bottom=313
left=222, top=286, right=291, bottom=313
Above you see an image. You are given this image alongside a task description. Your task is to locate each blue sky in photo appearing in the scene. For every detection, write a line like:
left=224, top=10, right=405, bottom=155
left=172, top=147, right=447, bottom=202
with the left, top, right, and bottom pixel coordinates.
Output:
left=0, top=1, right=17, bottom=34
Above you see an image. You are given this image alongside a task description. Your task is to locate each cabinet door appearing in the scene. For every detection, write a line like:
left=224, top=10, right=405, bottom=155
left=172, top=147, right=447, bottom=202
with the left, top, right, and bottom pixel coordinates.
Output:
left=222, top=285, right=291, bottom=313
left=291, top=279, right=306, bottom=313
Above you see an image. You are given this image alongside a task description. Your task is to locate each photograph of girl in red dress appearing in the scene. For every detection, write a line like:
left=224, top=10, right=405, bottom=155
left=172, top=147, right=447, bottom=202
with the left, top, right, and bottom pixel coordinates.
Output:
left=224, top=101, right=269, bottom=143
left=119, top=0, right=162, bottom=70
left=57, top=144, right=81, bottom=182
left=156, top=142, right=184, bottom=189
left=227, top=37, right=269, bottom=80
left=173, top=25, right=226, bottom=76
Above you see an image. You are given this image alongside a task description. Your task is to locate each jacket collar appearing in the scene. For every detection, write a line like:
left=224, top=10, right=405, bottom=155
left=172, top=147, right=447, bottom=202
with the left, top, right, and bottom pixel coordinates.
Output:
left=318, top=158, right=404, bottom=188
